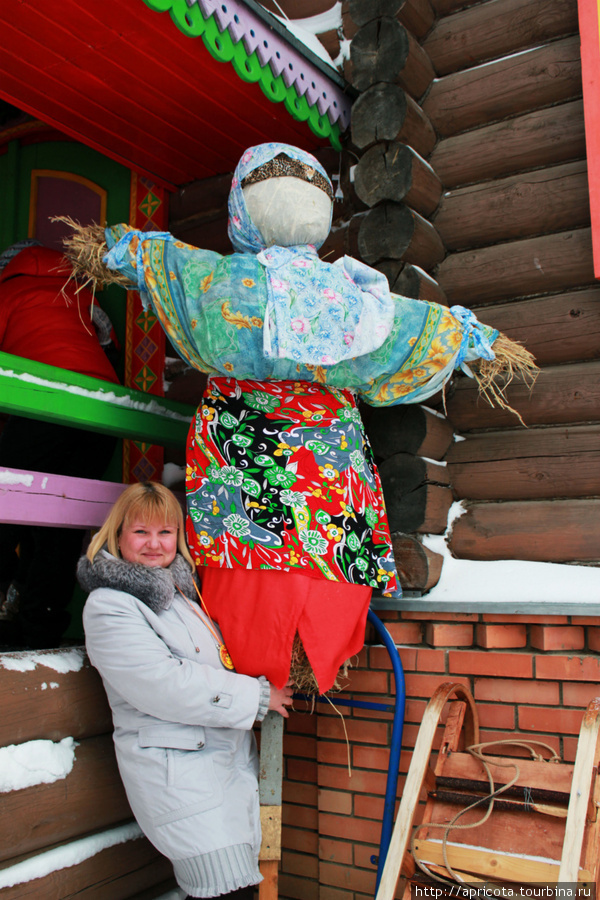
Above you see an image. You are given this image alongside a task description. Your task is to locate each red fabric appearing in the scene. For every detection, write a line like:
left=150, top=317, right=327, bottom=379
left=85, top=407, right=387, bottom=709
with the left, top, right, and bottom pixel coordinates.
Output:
left=0, top=246, right=119, bottom=383
left=200, top=565, right=372, bottom=693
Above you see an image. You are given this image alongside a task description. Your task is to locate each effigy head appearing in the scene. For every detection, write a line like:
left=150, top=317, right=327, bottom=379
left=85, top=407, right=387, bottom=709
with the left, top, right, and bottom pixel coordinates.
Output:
left=227, top=142, right=334, bottom=253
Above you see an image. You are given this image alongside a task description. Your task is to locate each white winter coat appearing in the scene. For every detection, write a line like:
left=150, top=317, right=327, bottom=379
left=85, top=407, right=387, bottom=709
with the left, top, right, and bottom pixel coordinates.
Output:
left=78, top=551, right=270, bottom=898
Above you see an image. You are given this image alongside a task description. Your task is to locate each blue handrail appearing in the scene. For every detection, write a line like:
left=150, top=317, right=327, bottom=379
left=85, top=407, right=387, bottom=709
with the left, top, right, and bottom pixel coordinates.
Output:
left=295, top=609, right=405, bottom=894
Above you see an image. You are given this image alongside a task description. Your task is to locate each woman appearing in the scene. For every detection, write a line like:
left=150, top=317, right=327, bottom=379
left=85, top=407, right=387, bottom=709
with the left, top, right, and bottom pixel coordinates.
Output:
left=77, top=481, right=292, bottom=900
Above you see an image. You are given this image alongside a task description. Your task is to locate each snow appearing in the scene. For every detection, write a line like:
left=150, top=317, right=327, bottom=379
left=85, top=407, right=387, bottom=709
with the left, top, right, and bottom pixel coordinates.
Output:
left=273, top=11, right=339, bottom=68
left=0, top=470, right=34, bottom=486
left=0, top=822, right=143, bottom=889
left=0, top=647, right=85, bottom=673
left=421, top=502, right=600, bottom=604
left=0, top=737, right=77, bottom=793
left=0, top=368, right=192, bottom=423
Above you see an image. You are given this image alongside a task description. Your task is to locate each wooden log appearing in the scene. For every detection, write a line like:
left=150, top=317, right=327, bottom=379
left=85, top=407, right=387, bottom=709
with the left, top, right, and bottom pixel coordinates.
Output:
left=434, top=161, right=590, bottom=251
left=0, top=830, right=172, bottom=900
left=358, top=202, right=446, bottom=268
left=168, top=171, right=231, bottom=229
left=351, top=83, right=437, bottom=158
left=435, top=228, right=595, bottom=306
left=364, top=403, right=455, bottom=460
left=349, top=17, right=436, bottom=100
left=423, top=0, right=579, bottom=77
left=0, top=650, right=112, bottom=745
left=171, top=215, right=231, bottom=256
left=428, top=0, right=480, bottom=16
left=375, top=260, right=448, bottom=305
left=397, top=0, right=436, bottom=40
left=319, top=213, right=364, bottom=263
left=422, top=36, right=583, bottom=138
left=391, top=532, right=444, bottom=591
left=0, top=734, right=131, bottom=864
left=347, top=0, right=403, bottom=26
left=430, top=100, right=586, bottom=190
left=446, top=360, right=600, bottom=432
left=379, top=454, right=453, bottom=534
left=448, top=499, right=600, bottom=562
left=354, top=142, right=443, bottom=216
left=261, top=0, right=339, bottom=17
left=478, top=289, right=600, bottom=368
left=446, top=424, right=600, bottom=501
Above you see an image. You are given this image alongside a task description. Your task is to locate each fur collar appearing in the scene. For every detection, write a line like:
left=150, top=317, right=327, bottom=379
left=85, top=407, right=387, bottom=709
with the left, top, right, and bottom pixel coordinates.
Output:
left=77, top=550, right=196, bottom=614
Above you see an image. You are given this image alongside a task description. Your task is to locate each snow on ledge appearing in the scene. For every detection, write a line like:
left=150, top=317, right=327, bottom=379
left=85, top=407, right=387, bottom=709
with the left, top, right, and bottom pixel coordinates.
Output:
left=0, top=647, right=85, bottom=673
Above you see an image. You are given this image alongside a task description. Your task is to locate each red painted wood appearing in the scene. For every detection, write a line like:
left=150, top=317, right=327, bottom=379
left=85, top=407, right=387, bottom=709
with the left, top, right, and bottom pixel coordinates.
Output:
left=578, top=0, right=600, bottom=279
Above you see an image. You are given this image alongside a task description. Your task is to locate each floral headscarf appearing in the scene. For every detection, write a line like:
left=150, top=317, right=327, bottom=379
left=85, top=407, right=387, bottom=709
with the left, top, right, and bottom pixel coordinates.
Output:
left=227, top=142, right=395, bottom=366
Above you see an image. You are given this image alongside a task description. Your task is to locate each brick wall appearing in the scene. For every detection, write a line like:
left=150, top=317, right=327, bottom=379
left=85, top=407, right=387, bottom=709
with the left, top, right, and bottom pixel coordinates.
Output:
left=278, top=608, right=600, bottom=899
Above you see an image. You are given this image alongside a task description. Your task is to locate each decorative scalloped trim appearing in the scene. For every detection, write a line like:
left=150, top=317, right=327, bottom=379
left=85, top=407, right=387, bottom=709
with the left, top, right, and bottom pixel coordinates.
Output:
left=140, top=0, right=350, bottom=149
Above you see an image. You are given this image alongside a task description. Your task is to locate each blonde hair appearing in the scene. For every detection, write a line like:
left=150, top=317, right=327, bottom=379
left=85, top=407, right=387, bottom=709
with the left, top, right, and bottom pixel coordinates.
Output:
left=87, top=481, right=195, bottom=567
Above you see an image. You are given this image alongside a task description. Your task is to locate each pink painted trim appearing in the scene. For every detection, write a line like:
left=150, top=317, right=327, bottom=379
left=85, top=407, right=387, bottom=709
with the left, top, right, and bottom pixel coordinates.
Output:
left=0, top=468, right=128, bottom=529
left=578, top=0, right=600, bottom=279
left=194, top=0, right=351, bottom=129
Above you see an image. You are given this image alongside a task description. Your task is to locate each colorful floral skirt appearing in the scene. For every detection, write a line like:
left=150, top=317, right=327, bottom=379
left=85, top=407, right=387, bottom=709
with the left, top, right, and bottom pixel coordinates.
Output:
left=185, top=376, right=400, bottom=594
left=185, top=376, right=400, bottom=691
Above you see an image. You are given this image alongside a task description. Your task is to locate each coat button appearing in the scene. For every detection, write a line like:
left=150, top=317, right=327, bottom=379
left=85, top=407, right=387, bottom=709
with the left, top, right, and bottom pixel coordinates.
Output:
left=197, top=741, right=205, bottom=749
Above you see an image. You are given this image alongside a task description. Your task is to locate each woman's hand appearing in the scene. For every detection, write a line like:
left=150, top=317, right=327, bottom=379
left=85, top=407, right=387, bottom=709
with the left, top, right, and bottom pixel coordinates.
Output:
left=268, top=679, right=294, bottom=718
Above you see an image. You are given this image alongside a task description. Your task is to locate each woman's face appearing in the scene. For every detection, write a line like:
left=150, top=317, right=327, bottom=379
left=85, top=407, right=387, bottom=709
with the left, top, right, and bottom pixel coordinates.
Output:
left=118, top=518, right=178, bottom=568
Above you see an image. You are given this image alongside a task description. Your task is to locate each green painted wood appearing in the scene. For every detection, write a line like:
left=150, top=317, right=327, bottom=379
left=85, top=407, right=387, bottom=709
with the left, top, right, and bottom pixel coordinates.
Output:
left=0, top=351, right=194, bottom=448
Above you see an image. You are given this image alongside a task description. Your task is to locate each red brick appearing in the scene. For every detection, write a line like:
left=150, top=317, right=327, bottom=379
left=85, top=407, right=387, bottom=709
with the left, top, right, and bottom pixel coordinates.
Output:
left=284, top=735, right=317, bottom=758
left=287, top=710, right=318, bottom=734
left=318, top=765, right=387, bottom=795
left=571, top=617, right=600, bottom=625
left=346, top=668, right=390, bottom=694
left=318, top=789, right=353, bottom=815
left=283, top=781, right=317, bottom=807
left=317, top=717, right=388, bottom=745
left=354, top=793, right=385, bottom=820
left=319, top=888, right=353, bottom=900
left=482, top=614, right=568, bottom=624
left=282, top=805, right=318, bottom=829
left=401, top=611, right=479, bottom=622
left=318, top=740, right=353, bottom=766
left=535, top=655, right=600, bottom=681
left=282, top=850, right=319, bottom=879
left=287, top=759, right=318, bottom=782
left=587, top=627, right=600, bottom=653
left=426, top=622, right=474, bottom=647
left=404, top=672, right=470, bottom=698
left=476, top=624, right=527, bottom=649
left=562, top=736, right=579, bottom=762
left=563, top=682, right=600, bottom=707
left=354, top=843, right=381, bottom=870
left=319, top=812, right=380, bottom=844
left=280, top=873, right=322, bottom=900
left=282, top=826, right=318, bottom=855
left=518, top=705, right=586, bottom=735
left=449, top=650, right=533, bottom=678
left=320, top=859, right=377, bottom=895
left=395, top=646, right=447, bottom=672
left=385, top=621, right=424, bottom=644
left=319, top=837, right=353, bottom=865
left=476, top=702, right=516, bottom=730
left=352, top=745, right=390, bottom=770
left=404, top=698, right=428, bottom=723
left=474, top=677, right=560, bottom=705
left=530, top=625, right=585, bottom=651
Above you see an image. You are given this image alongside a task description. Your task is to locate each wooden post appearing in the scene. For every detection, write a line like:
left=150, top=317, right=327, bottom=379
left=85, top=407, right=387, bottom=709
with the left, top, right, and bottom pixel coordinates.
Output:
left=259, top=711, right=284, bottom=900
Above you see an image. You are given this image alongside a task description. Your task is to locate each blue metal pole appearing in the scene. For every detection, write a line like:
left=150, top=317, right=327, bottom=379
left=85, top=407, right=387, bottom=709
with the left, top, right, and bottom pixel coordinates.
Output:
left=367, top=609, right=406, bottom=893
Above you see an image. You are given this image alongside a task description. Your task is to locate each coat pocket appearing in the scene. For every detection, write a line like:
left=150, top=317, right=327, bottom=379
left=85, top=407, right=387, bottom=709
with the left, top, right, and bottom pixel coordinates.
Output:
left=137, top=724, right=223, bottom=825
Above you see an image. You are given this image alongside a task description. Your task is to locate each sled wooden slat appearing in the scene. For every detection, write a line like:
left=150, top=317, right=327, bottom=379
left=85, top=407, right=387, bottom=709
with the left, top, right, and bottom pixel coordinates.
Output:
left=0, top=350, right=193, bottom=447
left=375, top=684, right=600, bottom=900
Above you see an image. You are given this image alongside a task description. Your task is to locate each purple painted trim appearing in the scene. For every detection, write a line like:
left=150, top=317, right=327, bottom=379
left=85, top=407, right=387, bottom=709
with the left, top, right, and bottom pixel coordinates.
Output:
left=191, top=0, right=351, bottom=129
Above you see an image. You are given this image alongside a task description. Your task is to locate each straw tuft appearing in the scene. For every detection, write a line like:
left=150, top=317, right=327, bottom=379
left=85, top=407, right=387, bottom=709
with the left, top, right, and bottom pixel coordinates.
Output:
left=289, top=632, right=351, bottom=696
left=470, top=332, right=539, bottom=425
left=53, top=216, right=135, bottom=294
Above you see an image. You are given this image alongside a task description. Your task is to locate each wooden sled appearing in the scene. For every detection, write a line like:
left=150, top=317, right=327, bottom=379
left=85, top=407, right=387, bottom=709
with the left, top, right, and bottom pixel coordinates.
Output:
left=376, top=682, right=600, bottom=900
